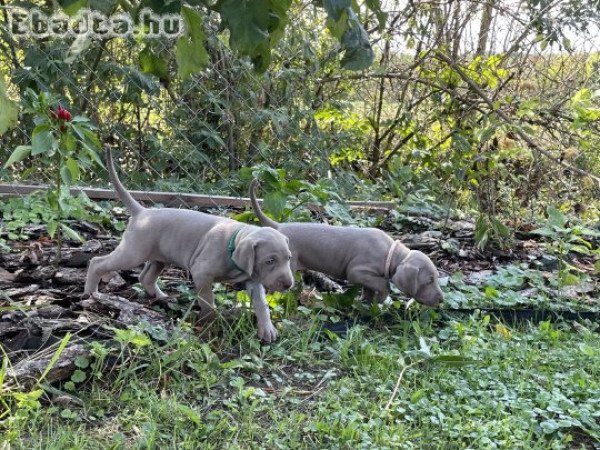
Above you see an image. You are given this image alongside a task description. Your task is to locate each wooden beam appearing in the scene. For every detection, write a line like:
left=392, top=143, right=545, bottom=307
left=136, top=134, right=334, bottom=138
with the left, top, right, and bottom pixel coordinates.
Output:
left=0, top=183, right=395, bottom=211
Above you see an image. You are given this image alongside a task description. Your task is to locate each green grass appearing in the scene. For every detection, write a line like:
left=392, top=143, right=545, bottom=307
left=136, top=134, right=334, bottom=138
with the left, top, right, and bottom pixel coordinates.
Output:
left=2, top=304, right=599, bottom=449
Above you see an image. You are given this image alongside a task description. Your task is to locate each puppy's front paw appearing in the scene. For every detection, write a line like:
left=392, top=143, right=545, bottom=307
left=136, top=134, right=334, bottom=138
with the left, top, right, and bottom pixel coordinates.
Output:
left=154, top=290, right=169, bottom=301
left=81, top=290, right=99, bottom=299
left=257, top=321, right=278, bottom=343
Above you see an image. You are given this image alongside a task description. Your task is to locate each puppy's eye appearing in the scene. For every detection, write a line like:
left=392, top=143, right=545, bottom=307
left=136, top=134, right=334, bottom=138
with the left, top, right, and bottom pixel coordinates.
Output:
left=287, top=254, right=291, bottom=261
left=265, top=258, right=275, bottom=266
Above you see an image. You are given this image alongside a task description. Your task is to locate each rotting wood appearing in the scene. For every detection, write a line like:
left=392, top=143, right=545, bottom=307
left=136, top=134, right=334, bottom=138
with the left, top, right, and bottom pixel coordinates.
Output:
left=5, top=344, right=90, bottom=388
left=81, top=293, right=174, bottom=334
left=0, top=183, right=396, bottom=211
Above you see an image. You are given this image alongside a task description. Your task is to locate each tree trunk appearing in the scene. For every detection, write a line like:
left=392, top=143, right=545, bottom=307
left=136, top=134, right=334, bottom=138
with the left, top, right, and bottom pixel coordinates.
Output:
left=476, top=0, right=495, bottom=57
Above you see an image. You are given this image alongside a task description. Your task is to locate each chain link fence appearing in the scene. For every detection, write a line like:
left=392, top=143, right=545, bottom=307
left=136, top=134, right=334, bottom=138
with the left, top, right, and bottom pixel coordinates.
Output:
left=0, top=6, right=359, bottom=212
left=2, top=2, right=600, bottom=217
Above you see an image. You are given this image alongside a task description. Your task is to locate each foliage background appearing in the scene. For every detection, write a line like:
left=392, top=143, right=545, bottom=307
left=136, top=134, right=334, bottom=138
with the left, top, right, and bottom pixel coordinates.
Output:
left=1, top=3, right=600, bottom=447
left=1, top=0, right=600, bottom=235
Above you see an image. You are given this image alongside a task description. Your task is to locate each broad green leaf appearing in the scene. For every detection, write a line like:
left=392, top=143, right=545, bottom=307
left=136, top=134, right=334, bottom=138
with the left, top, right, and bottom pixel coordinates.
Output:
left=176, top=6, right=209, bottom=79
left=263, top=190, right=288, bottom=220
left=60, top=223, right=84, bottom=242
left=31, top=124, right=55, bottom=155
left=139, top=47, right=169, bottom=79
left=480, top=125, right=497, bottom=143
left=547, top=207, right=566, bottom=228
left=572, top=88, right=591, bottom=104
left=0, top=75, right=18, bottom=136
left=217, top=0, right=291, bottom=72
left=410, top=389, right=426, bottom=403
left=3, top=145, right=31, bottom=168
left=181, top=4, right=204, bottom=41
left=365, top=0, right=388, bottom=31
left=47, top=220, right=58, bottom=238
left=569, top=244, right=590, bottom=255
left=531, top=226, right=555, bottom=237
left=63, top=133, right=76, bottom=152
left=324, top=202, right=354, bottom=223
left=323, top=0, right=352, bottom=21
left=65, top=158, right=80, bottom=181
left=176, top=37, right=209, bottom=80
left=13, top=389, right=43, bottom=409
left=58, top=0, right=87, bottom=15
left=139, top=0, right=181, bottom=14
left=238, top=167, right=254, bottom=181
left=218, top=0, right=271, bottom=55
left=452, top=133, right=471, bottom=153
left=484, top=286, right=498, bottom=298
left=540, top=419, right=560, bottom=434
left=340, top=22, right=375, bottom=70
left=322, top=285, right=360, bottom=308
left=81, top=127, right=101, bottom=149
left=70, top=369, right=86, bottom=383
left=326, top=8, right=349, bottom=39
left=120, top=66, right=160, bottom=95
left=74, top=356, right=89, bottom=368
left=559, top=270, right=580, bottom=286
left=113, top=327, right=152, bottom=347
left=322, top=2, right=374, bottom=70
left=72, top=124, right=101, bottom=150
left=60, top=165, right=72, bottom=185
left=85, top=146, right=105, bottom=168
left=64, top=35, right=91, bottom=64
left=260, top=167, right=282, bottom=185
left=232, top=210, right=256, bottom=223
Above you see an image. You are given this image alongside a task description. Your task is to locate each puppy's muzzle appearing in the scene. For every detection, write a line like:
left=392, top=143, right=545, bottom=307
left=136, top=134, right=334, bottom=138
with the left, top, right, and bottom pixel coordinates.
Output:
left=268, top=276, right=294, bottom=292
left=420, top=292, right=443, bottom=307
left=280, top=278, right=294, bottom=291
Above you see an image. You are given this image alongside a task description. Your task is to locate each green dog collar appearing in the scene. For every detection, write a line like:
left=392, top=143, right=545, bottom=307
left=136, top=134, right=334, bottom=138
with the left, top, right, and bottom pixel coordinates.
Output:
left=227, top=228, right=245, bottom=273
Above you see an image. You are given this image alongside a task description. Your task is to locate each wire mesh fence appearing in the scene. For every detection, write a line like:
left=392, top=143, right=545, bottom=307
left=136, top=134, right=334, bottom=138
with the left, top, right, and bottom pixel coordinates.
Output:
left=0, top=7, right=349, bottom=210
left=1, top=1, right=600, bottom=216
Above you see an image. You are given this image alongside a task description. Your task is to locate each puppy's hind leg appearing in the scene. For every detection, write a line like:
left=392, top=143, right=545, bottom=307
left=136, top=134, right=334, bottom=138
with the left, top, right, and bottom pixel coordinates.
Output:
left=191, top=275, right=216, bottom=324
left=84, top=243, right=148, bottom=296
left=348, top=270, right=390, bottom=304
left=139, top=261, right=168, bottom=299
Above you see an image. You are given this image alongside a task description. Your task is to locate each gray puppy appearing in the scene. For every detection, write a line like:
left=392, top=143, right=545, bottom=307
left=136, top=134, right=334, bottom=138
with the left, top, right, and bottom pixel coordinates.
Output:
left=250, top=180, right=443, bottom=307
left=84, top=152, right=294, bottom=342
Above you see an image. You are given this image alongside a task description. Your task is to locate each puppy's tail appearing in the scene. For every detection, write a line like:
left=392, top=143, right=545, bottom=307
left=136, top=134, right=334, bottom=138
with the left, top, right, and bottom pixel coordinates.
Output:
left=105, top=146, right=144, bottom=216
left=249, top=179, right=279, bottom=229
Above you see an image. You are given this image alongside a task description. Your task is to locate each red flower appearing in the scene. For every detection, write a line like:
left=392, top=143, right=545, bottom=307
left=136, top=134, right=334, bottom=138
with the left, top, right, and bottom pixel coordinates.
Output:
left=55, top=105, right=72, bottom=121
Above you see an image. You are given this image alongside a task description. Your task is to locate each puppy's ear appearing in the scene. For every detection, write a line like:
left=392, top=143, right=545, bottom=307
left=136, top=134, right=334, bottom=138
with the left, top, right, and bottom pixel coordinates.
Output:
left=232, top=239, right=258, bottom=276
left=391, top=263, right=420, bottom=298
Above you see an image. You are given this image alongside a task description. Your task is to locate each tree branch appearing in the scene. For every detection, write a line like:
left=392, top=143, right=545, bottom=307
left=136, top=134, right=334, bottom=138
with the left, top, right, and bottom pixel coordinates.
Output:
left=434, top=51, right=600, bottom=186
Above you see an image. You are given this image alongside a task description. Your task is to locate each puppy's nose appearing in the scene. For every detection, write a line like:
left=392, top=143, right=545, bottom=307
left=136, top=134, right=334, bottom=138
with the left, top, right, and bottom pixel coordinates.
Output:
left=281, top=279, right=294, bottom=290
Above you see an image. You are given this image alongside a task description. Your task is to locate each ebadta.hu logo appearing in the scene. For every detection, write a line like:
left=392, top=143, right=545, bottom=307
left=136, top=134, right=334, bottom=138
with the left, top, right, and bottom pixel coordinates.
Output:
left=3, top=7, right=184, bottom=39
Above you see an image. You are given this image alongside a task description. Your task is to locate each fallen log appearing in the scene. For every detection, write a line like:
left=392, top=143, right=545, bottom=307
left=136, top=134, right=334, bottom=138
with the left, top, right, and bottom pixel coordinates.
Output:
left=0, top=183, right=395, bottom=211
left=80, top=293, right=174, bottom=335
left=5, top=343, right=90, bottom=387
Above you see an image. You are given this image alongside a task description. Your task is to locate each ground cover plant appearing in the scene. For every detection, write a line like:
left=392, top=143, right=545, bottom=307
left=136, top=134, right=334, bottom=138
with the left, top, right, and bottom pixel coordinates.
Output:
left=1, top=198, right=600, bottom=448
left=1, top=0, right=600, bottom=448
